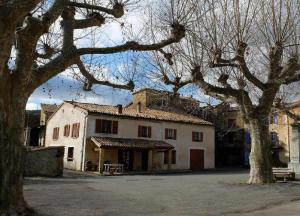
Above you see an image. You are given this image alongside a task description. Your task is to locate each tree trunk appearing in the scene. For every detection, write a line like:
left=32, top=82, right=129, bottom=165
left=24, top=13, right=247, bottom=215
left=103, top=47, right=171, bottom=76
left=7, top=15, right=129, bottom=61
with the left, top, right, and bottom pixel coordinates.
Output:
left=248, top=117, right=274, bottom=184
left=0, top=81, right=34, bottom=215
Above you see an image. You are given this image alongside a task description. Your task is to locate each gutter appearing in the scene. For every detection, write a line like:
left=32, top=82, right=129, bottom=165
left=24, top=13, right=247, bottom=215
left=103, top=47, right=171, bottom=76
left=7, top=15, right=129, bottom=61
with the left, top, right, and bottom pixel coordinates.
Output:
left=80, top=114, right=88, bottom=171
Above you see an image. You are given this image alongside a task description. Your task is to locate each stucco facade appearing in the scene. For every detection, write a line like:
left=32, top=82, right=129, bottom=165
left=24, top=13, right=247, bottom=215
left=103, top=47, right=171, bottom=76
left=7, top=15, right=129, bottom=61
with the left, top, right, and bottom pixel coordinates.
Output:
left=46, top=102, right=215, bottom=172
left=45, top=103, right=88, bottom=170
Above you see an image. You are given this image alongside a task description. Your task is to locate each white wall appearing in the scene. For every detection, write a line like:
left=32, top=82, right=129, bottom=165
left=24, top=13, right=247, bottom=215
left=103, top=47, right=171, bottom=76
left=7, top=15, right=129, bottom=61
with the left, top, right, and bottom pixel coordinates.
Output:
left=86, top=115, right=215, bottom=169
left=45, top=103, right=88, bottom=170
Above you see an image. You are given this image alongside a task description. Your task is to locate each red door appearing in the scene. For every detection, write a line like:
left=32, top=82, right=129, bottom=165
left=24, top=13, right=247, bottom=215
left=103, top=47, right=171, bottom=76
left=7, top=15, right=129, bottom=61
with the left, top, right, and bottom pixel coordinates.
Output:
left=190, top=149, right=204, bottom=170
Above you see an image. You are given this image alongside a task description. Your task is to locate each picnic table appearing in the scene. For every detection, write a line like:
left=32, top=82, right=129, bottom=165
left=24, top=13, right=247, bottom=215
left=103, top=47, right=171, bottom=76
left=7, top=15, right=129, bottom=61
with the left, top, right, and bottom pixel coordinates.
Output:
left=272, top=167, right=295, bottom=181
left=103, top=164, right=124, bottom=175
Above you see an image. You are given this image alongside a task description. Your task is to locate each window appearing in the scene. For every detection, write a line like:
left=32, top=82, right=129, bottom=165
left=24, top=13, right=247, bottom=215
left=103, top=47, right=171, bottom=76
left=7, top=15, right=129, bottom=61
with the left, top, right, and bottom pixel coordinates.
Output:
left=67, top=147, right=74, bottom=161
left=71, top=123, right=80, bottom=138
left=64, top=124, right=70, bottom=137
left=165, top=128, right=177, bottom=140
left=95, top=119, right=118, bottom=134
left=52, top=127, right=59, bottom=140
left=138, top=126, right=151, bottom=138
left=227, top=119, right=237, bottom=128
left=192, top=132, right=203, bottom=142
left=164, top=150, right=176, bottom=164
left=269, top=115, right=279, bottom=124
left=161, top=99, right=168, bottom=107
left=172, top=150, right=176, bottom=164
left=270, top=132, right=278, bottom=145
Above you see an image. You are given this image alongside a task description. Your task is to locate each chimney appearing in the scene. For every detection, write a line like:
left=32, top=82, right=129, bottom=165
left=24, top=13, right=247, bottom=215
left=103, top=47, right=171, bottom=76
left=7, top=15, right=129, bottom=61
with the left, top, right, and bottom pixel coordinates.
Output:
left=117, top=104, right=123, bottom=114
left=137, top=102, right=141, bottom=113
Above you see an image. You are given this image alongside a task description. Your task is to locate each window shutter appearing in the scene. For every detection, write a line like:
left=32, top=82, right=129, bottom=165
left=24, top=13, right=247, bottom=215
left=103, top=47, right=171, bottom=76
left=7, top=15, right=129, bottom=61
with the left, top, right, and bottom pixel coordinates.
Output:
left=112, top=121, right=118, bottom=134
left=165, top=128, right=168, bottom=139
left=57, top=128, right=59, bottom=139
left=95, top=119, right=101, bottom=133
left=192, top=132, right=195, bottom=141
left=71, top=125, right=73, bottom=137
left=148, top=126, right=152, bottom=138
left=200, top=132, right=203, bottom=142
left=53, top=128, right=55, bottom=140
left=138, top=126, right=142, bottom=137
left=77, top=123, right=80, bottom=138
left=174, top=129, right=177, bottom=140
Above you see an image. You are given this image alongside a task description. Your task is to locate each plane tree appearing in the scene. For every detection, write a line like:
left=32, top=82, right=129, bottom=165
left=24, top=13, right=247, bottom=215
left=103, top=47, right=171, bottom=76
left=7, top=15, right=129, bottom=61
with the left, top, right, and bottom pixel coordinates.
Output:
left=0, top=0, right=187, bottom=215
left=155, top=0, right=300, bottom=184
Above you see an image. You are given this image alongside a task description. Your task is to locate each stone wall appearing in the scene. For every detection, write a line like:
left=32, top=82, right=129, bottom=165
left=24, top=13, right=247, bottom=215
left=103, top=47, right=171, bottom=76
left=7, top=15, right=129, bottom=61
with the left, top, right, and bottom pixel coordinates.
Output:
left=24, top=146, right=64, bottom=177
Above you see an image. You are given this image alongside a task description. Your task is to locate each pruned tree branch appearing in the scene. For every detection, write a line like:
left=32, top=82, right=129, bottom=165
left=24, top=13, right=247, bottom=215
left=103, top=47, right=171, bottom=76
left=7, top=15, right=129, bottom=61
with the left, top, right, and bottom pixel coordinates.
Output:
left=76, top=30, right=185, bottom=55
left=191, top=65, right=239, bottom=98
left=74, top=12, right=105, bottom=29
left=68, top=1, right=124, bottom=18
left=77, top=60, right=134, bottom=91
left=235, top=42, right=266, bottom=90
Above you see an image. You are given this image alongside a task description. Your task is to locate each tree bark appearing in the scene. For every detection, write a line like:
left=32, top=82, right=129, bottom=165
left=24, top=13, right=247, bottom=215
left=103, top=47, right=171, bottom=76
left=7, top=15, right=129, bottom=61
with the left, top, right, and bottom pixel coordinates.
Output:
left=0, top=77, right=34, bottom=215
left=248, top=117, right=274, bottom=184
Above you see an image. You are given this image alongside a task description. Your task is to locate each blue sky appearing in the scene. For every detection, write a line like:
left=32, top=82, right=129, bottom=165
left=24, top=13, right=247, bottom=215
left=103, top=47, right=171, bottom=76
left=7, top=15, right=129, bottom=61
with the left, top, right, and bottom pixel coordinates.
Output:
left=26, top=1, right=218, bottom=110
left=26, top=74, right=134, bottom=110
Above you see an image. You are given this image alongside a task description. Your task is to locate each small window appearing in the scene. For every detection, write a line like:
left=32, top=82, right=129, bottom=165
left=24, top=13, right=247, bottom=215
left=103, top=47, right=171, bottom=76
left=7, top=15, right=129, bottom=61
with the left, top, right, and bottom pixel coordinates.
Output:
left=269, top=115, right=279, bottom=124
left=227, top=119, right=236, bottom=128
left=270, top=132, right=278, bottom=145
left=95, top=119, right=118, bottom=134
left=161, top=99, right=168, bottom=107
left=101, top=120, right=112, bottom=133
left=164, top=150, right=176, bottom=164
left=52, top=127, right=59, bottom=140
left=165, top=128, right=177, bottom=140
left=192, top=132, right=203, bottom=142
left=164, top=151, right=169, bottom=164
left=64, top=124, right=70, bottom=137
left=138, top=126, right=151, bottom=138
left=67, top=147, right=74, bottom=161
left=71, top=123, right=80, bottom=138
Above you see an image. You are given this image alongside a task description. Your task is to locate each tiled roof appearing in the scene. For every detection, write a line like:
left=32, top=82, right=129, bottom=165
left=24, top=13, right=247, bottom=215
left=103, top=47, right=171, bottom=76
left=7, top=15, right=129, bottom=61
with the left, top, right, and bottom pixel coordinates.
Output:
left=41, top=104, right=59, bottom=113
left=66, top=101, right=213, bottom=126
left=91, top=137, right=174, bottom=150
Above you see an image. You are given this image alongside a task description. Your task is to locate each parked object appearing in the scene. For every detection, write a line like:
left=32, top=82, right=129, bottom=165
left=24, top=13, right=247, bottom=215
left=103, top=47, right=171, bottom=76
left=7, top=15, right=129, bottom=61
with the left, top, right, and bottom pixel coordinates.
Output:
left=272, top=167, right=295, bottom=182
left=103, top=164, right=124, bottom=175
left=84, top=161, right=98, bottom=171
left=24, top=146, right=64, bottom=177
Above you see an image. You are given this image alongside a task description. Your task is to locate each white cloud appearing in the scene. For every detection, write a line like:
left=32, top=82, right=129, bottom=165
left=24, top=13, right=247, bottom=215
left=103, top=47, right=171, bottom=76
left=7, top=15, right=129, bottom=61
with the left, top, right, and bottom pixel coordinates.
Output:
left=26, top=103, right=41, bottom=110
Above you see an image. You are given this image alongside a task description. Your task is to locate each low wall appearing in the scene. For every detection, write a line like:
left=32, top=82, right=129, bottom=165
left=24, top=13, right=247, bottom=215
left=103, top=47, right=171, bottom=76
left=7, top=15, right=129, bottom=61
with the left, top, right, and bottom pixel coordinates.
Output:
left=24, top=146, right=65, bottom=177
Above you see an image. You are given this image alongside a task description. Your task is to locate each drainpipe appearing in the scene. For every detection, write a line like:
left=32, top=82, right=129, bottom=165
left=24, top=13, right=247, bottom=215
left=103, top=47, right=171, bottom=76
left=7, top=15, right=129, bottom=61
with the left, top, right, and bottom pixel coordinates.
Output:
left=287, top=116, right=291, bottom=162
left=80, top=114, right=88, bottom=171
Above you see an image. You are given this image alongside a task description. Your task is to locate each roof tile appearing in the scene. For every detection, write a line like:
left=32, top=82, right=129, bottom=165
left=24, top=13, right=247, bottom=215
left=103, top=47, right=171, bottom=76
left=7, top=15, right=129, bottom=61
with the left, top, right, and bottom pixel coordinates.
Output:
left=66, top=101, right=212, bottom=126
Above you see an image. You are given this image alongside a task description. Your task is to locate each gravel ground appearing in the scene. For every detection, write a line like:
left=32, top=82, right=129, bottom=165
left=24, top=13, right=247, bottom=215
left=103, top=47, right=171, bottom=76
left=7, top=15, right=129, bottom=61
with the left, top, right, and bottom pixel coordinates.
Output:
left=24, top=169, right=300, bottom=216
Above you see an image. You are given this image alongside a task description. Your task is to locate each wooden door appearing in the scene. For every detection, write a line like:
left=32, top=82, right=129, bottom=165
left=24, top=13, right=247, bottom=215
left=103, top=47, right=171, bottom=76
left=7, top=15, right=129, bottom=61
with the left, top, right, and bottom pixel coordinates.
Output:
left=141, top=151, right=148, bottom=171
left=190, top=149, right=204, bottom=170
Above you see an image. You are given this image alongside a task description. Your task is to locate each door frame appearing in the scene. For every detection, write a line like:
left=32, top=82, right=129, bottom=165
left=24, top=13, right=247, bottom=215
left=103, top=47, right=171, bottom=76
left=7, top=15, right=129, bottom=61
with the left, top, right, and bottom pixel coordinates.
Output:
left=189, top=147, right=206, bottom=170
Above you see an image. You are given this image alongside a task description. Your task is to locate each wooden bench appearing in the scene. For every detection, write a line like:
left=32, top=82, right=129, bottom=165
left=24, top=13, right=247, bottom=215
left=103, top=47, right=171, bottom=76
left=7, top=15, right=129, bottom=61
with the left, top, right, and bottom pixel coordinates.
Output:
left=272, top=168, right=295, bottom=181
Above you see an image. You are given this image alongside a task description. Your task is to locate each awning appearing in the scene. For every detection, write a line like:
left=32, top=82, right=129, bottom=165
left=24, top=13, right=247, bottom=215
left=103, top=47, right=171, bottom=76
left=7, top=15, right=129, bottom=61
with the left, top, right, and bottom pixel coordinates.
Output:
left=272, top=145, right=284, bottom=150
left=91, top=137, right=174, bottom=150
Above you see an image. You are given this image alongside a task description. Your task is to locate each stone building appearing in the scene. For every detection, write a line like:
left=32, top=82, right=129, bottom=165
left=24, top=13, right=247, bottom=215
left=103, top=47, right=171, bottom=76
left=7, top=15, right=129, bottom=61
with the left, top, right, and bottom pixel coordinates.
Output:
left=211, top=104, right=251, bottom=167
left=210, top=100, right=300, bottom=168
left=127, top=88, right=200, bottom=113
left=45, top=100, right=215, bottom=172
left=39, top=104, right=59, bottom=146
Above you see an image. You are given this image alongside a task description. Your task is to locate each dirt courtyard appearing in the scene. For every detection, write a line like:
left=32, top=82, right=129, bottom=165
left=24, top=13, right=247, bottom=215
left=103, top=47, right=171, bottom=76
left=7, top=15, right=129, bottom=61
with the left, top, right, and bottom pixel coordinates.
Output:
left=24, top=170, right=300, bottom=216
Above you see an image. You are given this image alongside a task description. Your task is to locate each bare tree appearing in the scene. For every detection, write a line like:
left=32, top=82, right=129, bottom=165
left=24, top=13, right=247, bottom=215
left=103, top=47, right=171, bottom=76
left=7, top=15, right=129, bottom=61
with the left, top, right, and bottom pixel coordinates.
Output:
left=155, top=0, right=300, bottom=184
left=0, top=0, right=187, bottom=214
